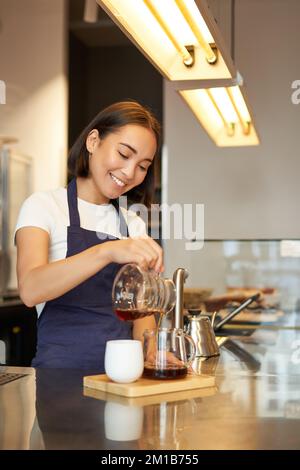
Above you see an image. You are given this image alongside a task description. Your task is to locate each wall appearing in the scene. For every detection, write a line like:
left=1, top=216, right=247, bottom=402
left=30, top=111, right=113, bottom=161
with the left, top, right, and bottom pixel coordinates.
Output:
left=163, top=0, right=300, bottom=282
left=0, top=0, right=68, bottom=192
left=69, top=35, right=163, bottom=148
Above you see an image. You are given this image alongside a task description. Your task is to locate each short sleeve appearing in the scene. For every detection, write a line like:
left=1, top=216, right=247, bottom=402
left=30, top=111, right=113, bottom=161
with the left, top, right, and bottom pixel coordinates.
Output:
left=14, top=192, right=53, bottom=244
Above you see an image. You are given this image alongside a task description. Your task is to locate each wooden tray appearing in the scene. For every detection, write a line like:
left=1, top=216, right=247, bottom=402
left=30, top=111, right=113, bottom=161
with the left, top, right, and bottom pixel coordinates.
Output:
left=83, top=382, right=217, bottom=406
left=83, top=373, right=215, bottom=398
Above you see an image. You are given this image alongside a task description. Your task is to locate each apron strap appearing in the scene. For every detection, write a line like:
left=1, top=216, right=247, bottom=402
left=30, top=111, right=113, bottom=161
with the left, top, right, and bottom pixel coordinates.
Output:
left=67, top=178, right=129, bottom=237
left=111, top=198, right=129, bottom=238
left=67, top=178, right=81, bottom=227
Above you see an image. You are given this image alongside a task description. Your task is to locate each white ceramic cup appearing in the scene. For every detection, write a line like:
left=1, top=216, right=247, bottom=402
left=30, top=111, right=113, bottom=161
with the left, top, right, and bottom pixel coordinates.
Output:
left=104, top=339, right=144, bottom=383
left=104, top=402, right=143, bottom=441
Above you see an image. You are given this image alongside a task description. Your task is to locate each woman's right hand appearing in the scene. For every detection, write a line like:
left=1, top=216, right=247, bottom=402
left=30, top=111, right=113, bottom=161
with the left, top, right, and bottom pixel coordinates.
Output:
left=104, top=236, right=164, bottom=273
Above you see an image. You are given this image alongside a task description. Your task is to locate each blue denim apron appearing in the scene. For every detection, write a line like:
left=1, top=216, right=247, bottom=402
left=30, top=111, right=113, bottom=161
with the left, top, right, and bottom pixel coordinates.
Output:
left=32, top=178, right=131, bottom=370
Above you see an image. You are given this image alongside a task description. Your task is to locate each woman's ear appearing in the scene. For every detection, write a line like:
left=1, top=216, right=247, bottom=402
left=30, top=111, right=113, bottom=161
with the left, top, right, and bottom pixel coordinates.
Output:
left=86, top=129, right=100, bottom=154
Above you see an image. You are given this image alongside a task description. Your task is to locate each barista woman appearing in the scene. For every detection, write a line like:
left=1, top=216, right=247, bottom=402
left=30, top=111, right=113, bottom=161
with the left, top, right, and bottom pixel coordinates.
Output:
left=15, top=101, right=163, bottom=370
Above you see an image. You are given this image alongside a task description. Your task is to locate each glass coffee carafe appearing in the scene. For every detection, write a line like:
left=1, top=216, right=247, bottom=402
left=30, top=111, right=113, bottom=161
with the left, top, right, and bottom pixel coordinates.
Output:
left=143, top=328, right=196, bottom=379
left=112, top=263, right=176, bottom=321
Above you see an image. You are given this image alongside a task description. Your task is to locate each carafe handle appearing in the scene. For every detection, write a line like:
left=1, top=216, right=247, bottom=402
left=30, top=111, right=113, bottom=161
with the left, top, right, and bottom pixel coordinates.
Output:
left=184, top=333, right=196, bottom=365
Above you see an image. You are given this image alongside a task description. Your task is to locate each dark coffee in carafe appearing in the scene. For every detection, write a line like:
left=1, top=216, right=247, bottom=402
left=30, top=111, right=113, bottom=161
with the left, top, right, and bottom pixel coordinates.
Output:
left=143, top=366, right=187, bottom=380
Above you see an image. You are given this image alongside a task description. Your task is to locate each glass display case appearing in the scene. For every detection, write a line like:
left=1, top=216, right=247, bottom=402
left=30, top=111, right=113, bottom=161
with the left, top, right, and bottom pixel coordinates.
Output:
left=0, top=138, right=32, bottom=298
left=186, top=239, right=300, bottom=312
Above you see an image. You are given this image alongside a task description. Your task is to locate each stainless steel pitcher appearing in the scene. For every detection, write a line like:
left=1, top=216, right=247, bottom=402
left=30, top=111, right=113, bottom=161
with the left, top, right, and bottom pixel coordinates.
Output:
left=184, top=294, right=260, bottom=357
left=185, top=311, right=220, bottom=357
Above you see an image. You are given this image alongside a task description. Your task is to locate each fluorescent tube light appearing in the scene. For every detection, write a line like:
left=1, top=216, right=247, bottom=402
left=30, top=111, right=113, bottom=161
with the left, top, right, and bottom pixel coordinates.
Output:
left=96, top=0, right=237, bottom=81
left=179, top=85, right=259, bottom=146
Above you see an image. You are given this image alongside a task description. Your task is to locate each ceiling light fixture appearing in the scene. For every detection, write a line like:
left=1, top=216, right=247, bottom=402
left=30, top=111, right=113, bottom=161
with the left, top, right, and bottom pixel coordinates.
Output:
left=96, top=0, right=237, bottom=82
left=179, top=85, right=259, bottom=146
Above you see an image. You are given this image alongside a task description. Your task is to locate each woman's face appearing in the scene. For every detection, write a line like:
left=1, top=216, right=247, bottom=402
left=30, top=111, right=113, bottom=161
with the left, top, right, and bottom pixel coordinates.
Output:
left=87, top=124, right=157, bottom=201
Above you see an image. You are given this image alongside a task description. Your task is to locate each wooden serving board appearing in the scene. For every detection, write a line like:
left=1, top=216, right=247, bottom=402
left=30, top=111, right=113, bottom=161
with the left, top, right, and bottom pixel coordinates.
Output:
left=83, top=382, right=217, bottom=407
left=83, top=373, right=215, bottom=398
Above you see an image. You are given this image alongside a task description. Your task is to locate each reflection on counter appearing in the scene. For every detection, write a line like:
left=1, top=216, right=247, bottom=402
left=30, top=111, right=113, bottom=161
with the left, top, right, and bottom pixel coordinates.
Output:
left=140, top=400, right=197, bottom=450
left=84, top=385, right=218, bottom=448
left=104, top=402, right=143, bottom=442
left=222, top=339, right=261, bottom=372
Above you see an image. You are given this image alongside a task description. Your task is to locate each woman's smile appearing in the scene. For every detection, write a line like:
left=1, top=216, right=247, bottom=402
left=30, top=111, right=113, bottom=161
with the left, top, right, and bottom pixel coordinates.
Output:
left=109, top=172, right=126, bottom=188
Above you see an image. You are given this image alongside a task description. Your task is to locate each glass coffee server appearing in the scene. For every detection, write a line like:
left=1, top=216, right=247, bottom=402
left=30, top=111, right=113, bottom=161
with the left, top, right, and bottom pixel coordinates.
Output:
left=112, top=263, right=176, bottom=321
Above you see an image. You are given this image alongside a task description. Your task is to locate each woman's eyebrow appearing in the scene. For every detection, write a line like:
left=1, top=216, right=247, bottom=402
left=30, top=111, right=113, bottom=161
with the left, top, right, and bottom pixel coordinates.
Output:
left=119, top=142, right=137, bottom=154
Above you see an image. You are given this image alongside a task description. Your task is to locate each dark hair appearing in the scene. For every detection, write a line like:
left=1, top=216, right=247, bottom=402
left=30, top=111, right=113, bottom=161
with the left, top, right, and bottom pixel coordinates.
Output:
left=68, top=101, right=161, bottom=207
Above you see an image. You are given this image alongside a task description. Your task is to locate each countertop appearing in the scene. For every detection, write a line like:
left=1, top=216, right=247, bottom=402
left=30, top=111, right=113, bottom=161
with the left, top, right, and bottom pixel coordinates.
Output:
left=1, top=311, right=300, bottom=450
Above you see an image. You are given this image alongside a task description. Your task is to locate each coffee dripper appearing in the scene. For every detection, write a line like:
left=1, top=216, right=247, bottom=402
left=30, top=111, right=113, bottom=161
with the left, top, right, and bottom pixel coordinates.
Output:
left=112, top=263, right=176, bottom=320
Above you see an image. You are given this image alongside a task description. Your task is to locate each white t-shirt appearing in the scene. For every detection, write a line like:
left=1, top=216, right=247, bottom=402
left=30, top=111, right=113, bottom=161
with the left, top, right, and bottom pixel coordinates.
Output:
left=14, top=187, right=147, bottom=316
